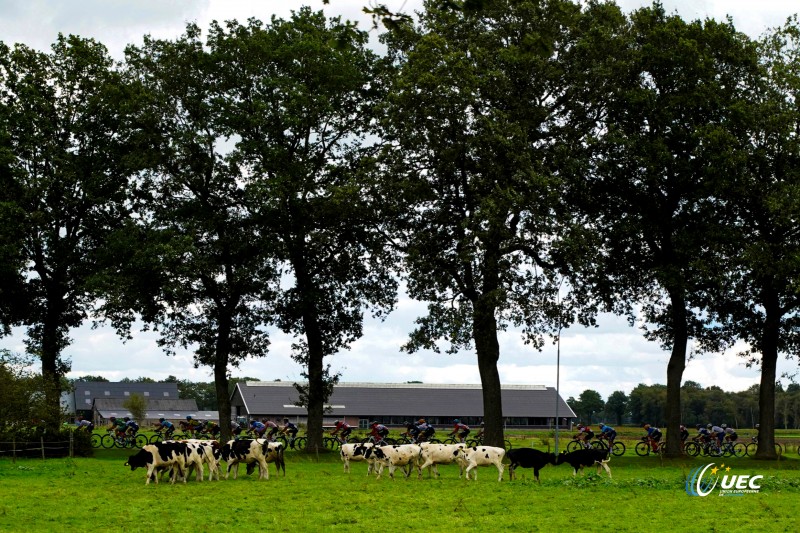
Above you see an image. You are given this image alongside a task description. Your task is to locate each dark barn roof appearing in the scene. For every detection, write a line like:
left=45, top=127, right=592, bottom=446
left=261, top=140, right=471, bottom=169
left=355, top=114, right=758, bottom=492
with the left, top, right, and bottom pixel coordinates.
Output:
left=231, top=381, right=575, bottom=419
left=72, top=381, right=179, bottom=411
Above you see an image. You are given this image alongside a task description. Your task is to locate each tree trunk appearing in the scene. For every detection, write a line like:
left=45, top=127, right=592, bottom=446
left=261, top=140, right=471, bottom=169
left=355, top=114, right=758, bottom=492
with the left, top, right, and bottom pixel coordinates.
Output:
left=755, top=286, right=779, bottom=459
left=214, top=313, right=233, bottom=444
left=473, top=296, right=504, bottom=448
left=663, top=287, right=688, bottom=458
left=40, top=298, right=66, bottom=424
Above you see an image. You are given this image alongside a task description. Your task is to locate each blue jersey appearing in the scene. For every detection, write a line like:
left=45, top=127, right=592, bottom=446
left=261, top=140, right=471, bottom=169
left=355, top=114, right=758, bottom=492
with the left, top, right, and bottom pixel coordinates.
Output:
left=251, top=421, right=265, bottom=431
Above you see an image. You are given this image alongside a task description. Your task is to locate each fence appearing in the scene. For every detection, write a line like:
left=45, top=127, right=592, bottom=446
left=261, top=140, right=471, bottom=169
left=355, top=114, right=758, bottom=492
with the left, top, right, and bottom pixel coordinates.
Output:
left=0, top=433, right=77, bottom=461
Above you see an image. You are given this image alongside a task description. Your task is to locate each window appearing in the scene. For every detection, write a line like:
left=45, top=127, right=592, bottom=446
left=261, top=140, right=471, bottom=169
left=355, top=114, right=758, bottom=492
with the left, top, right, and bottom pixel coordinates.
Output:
left=163, top=392, right=169, bottom=397
left=144, top=392, right=150, bottom=397
left=124, top=391, right=130, bottom=396
left=104, top=391, right=110, bottom=396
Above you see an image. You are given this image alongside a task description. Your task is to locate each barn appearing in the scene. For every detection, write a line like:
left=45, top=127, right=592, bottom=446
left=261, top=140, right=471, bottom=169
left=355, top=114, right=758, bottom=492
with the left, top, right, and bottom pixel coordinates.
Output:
left=230, top=381, right=575, bottom=429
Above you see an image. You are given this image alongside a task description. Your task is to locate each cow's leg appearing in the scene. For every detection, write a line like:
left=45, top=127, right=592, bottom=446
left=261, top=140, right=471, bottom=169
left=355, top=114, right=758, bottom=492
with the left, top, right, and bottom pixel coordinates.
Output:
left=599, top=461, right=612, bottom=478
left=145, top=464, right=155, bottom=485
left=259, top=459, right=269, bottom=480
left=509, top=464, right=516, bottom=481
left=496, top=462, right=504, bottom=482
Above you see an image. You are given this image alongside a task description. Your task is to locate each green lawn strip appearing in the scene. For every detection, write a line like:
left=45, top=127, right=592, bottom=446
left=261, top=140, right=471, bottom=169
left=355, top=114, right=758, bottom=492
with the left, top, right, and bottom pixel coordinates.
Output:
left=1, top=449, right=798, bottom=531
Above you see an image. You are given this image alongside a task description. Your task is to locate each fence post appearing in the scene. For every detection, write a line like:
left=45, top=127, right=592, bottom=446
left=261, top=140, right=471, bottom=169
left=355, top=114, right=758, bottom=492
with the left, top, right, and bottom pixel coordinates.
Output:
left=69, top=431, right=74, bottom=458
left=41, top=436, right=45, bottom=460
left=12, top=436, right=16, bottom=464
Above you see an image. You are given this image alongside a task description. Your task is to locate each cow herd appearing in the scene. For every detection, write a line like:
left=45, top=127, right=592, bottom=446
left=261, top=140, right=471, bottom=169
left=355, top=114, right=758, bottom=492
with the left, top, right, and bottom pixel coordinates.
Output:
left=124, top=439, right=611, bottom=485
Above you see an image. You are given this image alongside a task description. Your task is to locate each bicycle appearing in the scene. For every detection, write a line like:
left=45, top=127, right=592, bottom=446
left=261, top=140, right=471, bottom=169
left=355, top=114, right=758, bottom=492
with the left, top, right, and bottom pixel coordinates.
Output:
left=101, top=429, right=147, bottom=449
left=591, top=434, right=626, bottom=457
left=465, top=435, right=513, bottom=449
left=634, top=436, right=664, bottom=456
left=566, top=435, right=592, bottom=453
left=744, top=435, right=783, bottom=457
left=90, top=432, right=103, bottom=448
left=720, top=439, right=746, bottom=458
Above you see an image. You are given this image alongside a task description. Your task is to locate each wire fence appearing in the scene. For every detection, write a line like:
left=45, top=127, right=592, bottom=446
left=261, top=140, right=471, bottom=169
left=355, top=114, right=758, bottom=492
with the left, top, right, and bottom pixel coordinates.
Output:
left=0, top=433, right=76, bottom=461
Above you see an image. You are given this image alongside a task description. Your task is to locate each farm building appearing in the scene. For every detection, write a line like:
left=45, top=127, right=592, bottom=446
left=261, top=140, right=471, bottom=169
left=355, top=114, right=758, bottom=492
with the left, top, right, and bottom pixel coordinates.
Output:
left=230, top=381, right=576, bottom=429
left=65, top=381, right=217, bottom=425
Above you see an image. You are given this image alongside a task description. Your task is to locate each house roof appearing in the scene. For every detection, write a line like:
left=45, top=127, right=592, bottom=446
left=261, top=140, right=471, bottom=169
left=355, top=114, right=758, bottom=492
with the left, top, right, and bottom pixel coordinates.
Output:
left=92, top=398, right=217, bottom=420
left=231, top=381, right=576, bottom=418
left=72, top=381, right=179, bottom=409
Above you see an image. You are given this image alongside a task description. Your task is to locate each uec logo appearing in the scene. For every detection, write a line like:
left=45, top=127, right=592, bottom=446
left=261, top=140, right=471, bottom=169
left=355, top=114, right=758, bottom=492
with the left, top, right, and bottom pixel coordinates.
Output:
left=686, top=463, right=763, bottom=497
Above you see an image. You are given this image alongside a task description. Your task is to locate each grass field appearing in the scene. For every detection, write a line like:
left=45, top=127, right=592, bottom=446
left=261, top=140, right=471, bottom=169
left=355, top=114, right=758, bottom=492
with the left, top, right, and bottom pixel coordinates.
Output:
left=1, top=442, right=799, bottom=532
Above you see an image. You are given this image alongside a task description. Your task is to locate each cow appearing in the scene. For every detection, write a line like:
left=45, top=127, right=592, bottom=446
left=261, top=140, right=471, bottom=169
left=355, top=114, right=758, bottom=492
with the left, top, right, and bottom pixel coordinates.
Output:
left=505, top=448, right=556, bottom=482
left=455, top=446, right=506, bottom=481
left=366, top=444, right=422, bottom=480
left=125, top=442, right=188, bottom=485
left=246, top=440, right=286, bottom=478
left=341, top=442, right=375, bottom=474
left=181, top=440, right=221, bottom=482
left=417, top=442, right=465, bottom=478
left=555, top=448, right=612, bottom=478
left=220, top=439, right=284, bottom=480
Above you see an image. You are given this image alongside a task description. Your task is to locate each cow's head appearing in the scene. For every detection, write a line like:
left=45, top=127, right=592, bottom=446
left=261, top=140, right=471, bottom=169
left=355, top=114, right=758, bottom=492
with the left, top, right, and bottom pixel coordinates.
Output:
left=125, top=449, right=153, bottom=471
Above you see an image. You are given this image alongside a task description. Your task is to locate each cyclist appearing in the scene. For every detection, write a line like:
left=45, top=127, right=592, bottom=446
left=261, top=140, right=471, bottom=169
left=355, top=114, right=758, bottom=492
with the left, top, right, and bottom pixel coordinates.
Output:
left=723, top=424, right=738, bottom=444
left=449, top=419, right=471, bottom=443
left=709, top=423, right=725, bottom=447
left=330, top=420, right=353, bottom=444
left=598, top=423, right=617, bottom=445
left=123, top=417, right=139, bottom=437
left=155, top=417, right=175, bottom=439
left=369, top=421, right=390, bottom=445
left=474, top=421, right=485, bottom=442
left=250, top=419, right=267, bottom=438
left=643, top=424, right=662, bottom=451
left=264, top=419, right=280, bottom=441
left=416, top=419, right=435, bottom=442
left=575, top=424, right=594, bottom=449
left=205, top=420, right=221, bottom=438
left=108, top=416, right=127, bottom=442
left=281, top=418, right=299, bottom=447
left=401, top=421, right=421, bottom=443
left=694, top=424, right=711, bottom=443
left=231, top=420, right=243, bottom=436
left=679, top=424, right=690, bottom=443
left=75, top=415, right=93, bottom=431
left=184, top=415, right=202, bottom=436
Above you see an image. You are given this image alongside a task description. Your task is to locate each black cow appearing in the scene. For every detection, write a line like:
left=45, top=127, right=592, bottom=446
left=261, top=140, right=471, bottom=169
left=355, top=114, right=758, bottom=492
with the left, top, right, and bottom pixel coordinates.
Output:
left=220, top=439, right=285, bottom=480
left=555, top=448, right=612, bottom=478
left=506, top=448, right=556, bottom=482
left=125, top=442, right=188, bottom=484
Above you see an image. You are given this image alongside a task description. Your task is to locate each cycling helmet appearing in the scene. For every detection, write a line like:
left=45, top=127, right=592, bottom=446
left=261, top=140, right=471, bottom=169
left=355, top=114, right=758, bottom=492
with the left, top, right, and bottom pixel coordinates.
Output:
left=159, top=417, right=165, bottom=422
left=577, top=424, right=584, bottom=429
left=123, top=416, right=130, bottom=421
left=696, top=424, right=702, bottom=429
left=370, top=421, right=379, bottom=426
left=283, top=418, right=289, bottom=423
left=707, top=423, right=712, bottom=429
left=721, top=424, right=727, bottom=429
left=644, top=424, right=650, bottom=429
left=418, top=418, right=425, bottom=424
left=334, top=420, right=340, bottom=425
left=453, top=419, right=460, bottom=423
left=680, top=425, right=686, bottom=430
left=186, top=415, right=193, bottom=420
left=110, top=416, right=116, bottom=421
left=599, top=423, right=605, bottom=428
left=755, top=424, right=760, bottom=428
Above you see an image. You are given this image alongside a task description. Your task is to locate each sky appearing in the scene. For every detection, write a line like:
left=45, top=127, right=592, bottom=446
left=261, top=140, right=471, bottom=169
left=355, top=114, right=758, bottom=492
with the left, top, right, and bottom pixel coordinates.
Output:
left=1, top=0, right=799, bottom=402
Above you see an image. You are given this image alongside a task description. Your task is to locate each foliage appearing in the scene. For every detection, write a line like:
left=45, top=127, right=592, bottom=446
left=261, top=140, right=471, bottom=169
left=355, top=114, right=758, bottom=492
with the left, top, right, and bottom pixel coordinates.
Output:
left=0, top=350, right=54, bottom=429
left=0, top=35, right=140, bottom=405
left=121, top=394, right=147, bottom=423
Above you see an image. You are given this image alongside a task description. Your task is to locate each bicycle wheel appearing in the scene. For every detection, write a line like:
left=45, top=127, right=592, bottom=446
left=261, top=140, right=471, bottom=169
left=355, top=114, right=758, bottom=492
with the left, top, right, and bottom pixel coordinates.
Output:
left=465, top=439, right=480, bottom=447
left=590, top=440, right=607, bottom=451
left=100, top=434, right=116, bottom=449
left=135, top=434, right=149, bottom=448
left=149, top=434, right=163, bottom=444
left=634, top=441, right=650, bottom=456
left=292, top=437, right=306, bottom=450
left=275, top=435, right=288, bottom=448
left=322, top=437, right=338, bottom=450
left=706, top=444, right=723, bottom=457
left=91, top=433, right=102, bottom=448
left=776, top=443, right=783, bottom=455
left=566, top=440, right=582, bottom=453
left=732, top=442, right=746, bottom=457
left=684, top=442, right=700, bottom=457
left=611, top=441, right=626, bottom=457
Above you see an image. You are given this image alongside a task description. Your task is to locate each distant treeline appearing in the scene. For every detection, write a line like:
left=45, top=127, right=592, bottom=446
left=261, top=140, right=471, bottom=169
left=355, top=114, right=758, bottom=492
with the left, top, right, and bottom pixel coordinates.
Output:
left=569, top=381, right=800, bottom=430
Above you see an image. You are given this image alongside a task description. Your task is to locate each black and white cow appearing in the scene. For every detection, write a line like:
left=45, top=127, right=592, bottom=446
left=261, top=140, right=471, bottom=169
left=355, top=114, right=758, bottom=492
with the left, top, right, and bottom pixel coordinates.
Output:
left=555, top=448, right=612, bottom=478
left=340, top=442, right=375, bottom=474
left=505, top=448, right=556, bottom=482
left=125, top=442, right=188, bottom=485
left=221, top=439, right=285, bottom=480
left=455, top=446, right=506, bottom=481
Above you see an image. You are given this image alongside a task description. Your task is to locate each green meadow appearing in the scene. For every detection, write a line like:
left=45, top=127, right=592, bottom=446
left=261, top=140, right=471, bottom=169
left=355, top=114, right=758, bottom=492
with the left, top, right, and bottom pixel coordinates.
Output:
left=1, top=443, right=799, bottom=533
